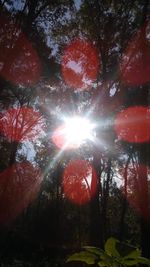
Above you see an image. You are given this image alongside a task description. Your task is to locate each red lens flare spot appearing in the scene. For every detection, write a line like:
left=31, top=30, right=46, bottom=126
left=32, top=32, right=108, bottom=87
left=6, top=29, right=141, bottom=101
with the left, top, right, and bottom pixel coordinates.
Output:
left=114, top=106, right=150, bottom=143
left=0, top=107, right=46, bottom=142
left=61, top=39, right=100, bottom=90
left=0, top=161, right=43, bottom=225
left=0, top=16, right=41, bottom=86
left=121, top=164, right=150, bottom=222
left=120, top=20, right=150, bottom=86
left=63, top=159, right=97, bottom=205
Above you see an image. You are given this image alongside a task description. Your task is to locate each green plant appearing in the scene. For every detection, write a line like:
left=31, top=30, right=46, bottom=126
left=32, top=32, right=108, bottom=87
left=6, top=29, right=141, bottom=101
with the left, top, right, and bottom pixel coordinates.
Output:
left=67, top=237, right=150, bottom=267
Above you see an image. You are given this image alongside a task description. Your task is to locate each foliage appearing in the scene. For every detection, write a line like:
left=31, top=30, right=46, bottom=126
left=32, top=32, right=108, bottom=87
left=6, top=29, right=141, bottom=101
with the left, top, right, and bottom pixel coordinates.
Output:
left=0, top=0, right=149, bottom=262
left=67, top=237, right=150, bottom=267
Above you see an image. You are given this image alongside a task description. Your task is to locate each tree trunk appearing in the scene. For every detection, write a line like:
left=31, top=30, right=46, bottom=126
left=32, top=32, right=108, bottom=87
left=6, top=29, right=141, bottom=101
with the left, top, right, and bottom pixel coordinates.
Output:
left=119, top=150, right=133, bottom=240
left=90, top=152, right=103, bottom=247
left=102, top=158, right=111, bottom=239
left=138, top=144, right=150, bottom=258
left=9, top=142, right=18, bottom=166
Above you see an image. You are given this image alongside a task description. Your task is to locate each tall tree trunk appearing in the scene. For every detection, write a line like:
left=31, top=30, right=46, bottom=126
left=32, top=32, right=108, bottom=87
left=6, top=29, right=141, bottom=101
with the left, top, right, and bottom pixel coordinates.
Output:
left=141, top=217, right=150, bottom=259
left=9, top=142, right=18, bottom=166
left=90, top=152, right=103, bottom=247
left=138, top=144, right=150, bottom=259
left=102, top=158, right=111, bottom=240
left=138, top=0, right=150, bottom=253
left=119, top=150, right=133, bottom=240
left=90, top=191, right=102, bottom=247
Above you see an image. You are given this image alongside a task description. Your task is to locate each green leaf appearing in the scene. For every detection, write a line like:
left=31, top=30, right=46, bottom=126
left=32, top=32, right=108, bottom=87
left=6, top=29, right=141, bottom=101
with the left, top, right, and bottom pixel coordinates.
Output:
left=67, top=251, right=98, bottom=265
left=83, top=246, right=103, bottom=256
left=122, top=258, right=138, bottom=266
left=98, top=258, right=119, bottom=267
left=100, top=252, right=114, bottom=266
left=116, top=242, right=137, bottom=257
left=123, top=249, right=141, bottom=260
left=104, top=237, right=120, bottom=257
left=98, top=260, right=108, bottom=267
left=137, top=257, right=150, bottom=266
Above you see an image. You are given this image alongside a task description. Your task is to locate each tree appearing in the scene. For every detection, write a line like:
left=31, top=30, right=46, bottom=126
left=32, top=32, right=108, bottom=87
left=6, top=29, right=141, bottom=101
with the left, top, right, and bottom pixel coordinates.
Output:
left=0, top=0, right=149, bottom=264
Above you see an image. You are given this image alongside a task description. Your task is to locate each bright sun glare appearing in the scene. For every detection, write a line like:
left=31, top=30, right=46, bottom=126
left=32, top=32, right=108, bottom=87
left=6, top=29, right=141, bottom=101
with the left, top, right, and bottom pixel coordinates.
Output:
left=63, top=116, right=95, bottom=148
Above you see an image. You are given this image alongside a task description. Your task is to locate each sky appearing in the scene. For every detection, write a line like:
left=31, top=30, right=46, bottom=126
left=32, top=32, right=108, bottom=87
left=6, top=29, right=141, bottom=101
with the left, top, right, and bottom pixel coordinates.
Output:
left=74, top=0, right=83, bottom=11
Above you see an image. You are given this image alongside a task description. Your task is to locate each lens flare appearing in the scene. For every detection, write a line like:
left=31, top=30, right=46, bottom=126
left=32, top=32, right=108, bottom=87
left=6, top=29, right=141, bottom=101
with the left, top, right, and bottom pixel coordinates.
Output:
left=0, top=15, right=41, bottom=86
left=114, top=106, right=150, bottom=143
left=0, top=107, right=46, bottom=142
left=120, top=20, right=150, bottom=86
left=61, top=39, right=100, bottom=90
left=52, top=116, right=95, bottom=149
left=0, top=161, right=43, bottom=225
left=63, top=159, right=97, bottom=205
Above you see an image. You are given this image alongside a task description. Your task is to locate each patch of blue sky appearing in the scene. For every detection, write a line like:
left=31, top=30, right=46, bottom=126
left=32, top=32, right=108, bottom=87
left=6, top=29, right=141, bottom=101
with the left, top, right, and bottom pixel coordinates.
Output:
left=17, top=141, right=36, bottom=163
left=74, top=0, right=83, bottom=11
left=4, top=0, right=26, bottom=12
left=36, top=6, right=75, bottom=58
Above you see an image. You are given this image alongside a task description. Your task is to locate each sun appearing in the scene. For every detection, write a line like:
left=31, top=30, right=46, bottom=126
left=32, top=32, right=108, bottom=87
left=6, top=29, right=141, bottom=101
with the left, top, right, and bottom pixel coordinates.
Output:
left=52, top=116, right=96, bottom=149
left=64, top=117, right=95, bottom=146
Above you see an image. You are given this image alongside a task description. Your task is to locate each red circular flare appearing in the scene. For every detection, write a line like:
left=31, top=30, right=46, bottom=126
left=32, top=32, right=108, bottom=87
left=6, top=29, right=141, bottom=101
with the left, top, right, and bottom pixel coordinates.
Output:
left=0, top=16, right=41, bottom=86
left=52, top=125, right=78, bottom=150
left=121, top=164, right=150, bottom=222
left=63, top=159, right=97, bottom=205
left=0, top=161, right=43, bottom=225
left=61, top=39, right=100, bottom=90
left=0, top=107, right=46, bottom=142
left=120, top=20, right=150, bottom=86
left=114, top=106, right=150, bottom=143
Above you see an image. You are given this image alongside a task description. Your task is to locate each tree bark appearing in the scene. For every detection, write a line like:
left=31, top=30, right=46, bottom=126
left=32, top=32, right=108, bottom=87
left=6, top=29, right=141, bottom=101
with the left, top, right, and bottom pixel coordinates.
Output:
left=90, top=151, right=103, bottom=247
left=9, top=142, right=18, bottom=166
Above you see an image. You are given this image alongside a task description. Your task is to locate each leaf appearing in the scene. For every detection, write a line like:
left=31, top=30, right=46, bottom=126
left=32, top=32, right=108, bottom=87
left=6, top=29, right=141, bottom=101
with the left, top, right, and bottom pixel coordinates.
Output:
left=116, top=241, right=138, bottom=257
left=98, top=256, right=122, bottom=267
left=122, top=251, right=150, bottom=266
left=123, top=249, right=141, bottom=260
left=122, top=258, right=139, bottom=266
left=137, top=257, right=150, bottom=266
left=100, top=252, right=114, bottom=266
left=83, top=246, right=103, bottom=256
left=104, top=237, right=120, bottom=257
left=98, top=260, right=108, bottom=267
left=67, top=251, right=98, bottom=265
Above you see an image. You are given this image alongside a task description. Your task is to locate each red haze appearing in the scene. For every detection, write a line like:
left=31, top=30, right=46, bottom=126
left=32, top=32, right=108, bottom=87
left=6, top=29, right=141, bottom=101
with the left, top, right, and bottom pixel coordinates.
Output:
left=0, top=107, right=46, bottom=142
left=120, top=20, right=150, bottom=86
left=114, top=106, right=150, bottom=143
left=61, top=39, right=100, bottom=90
left=0, top=16, right=41, bottom=86
left=0, top=161, right=43, bottom=225
left=63, top=159, right=97, bottom=205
